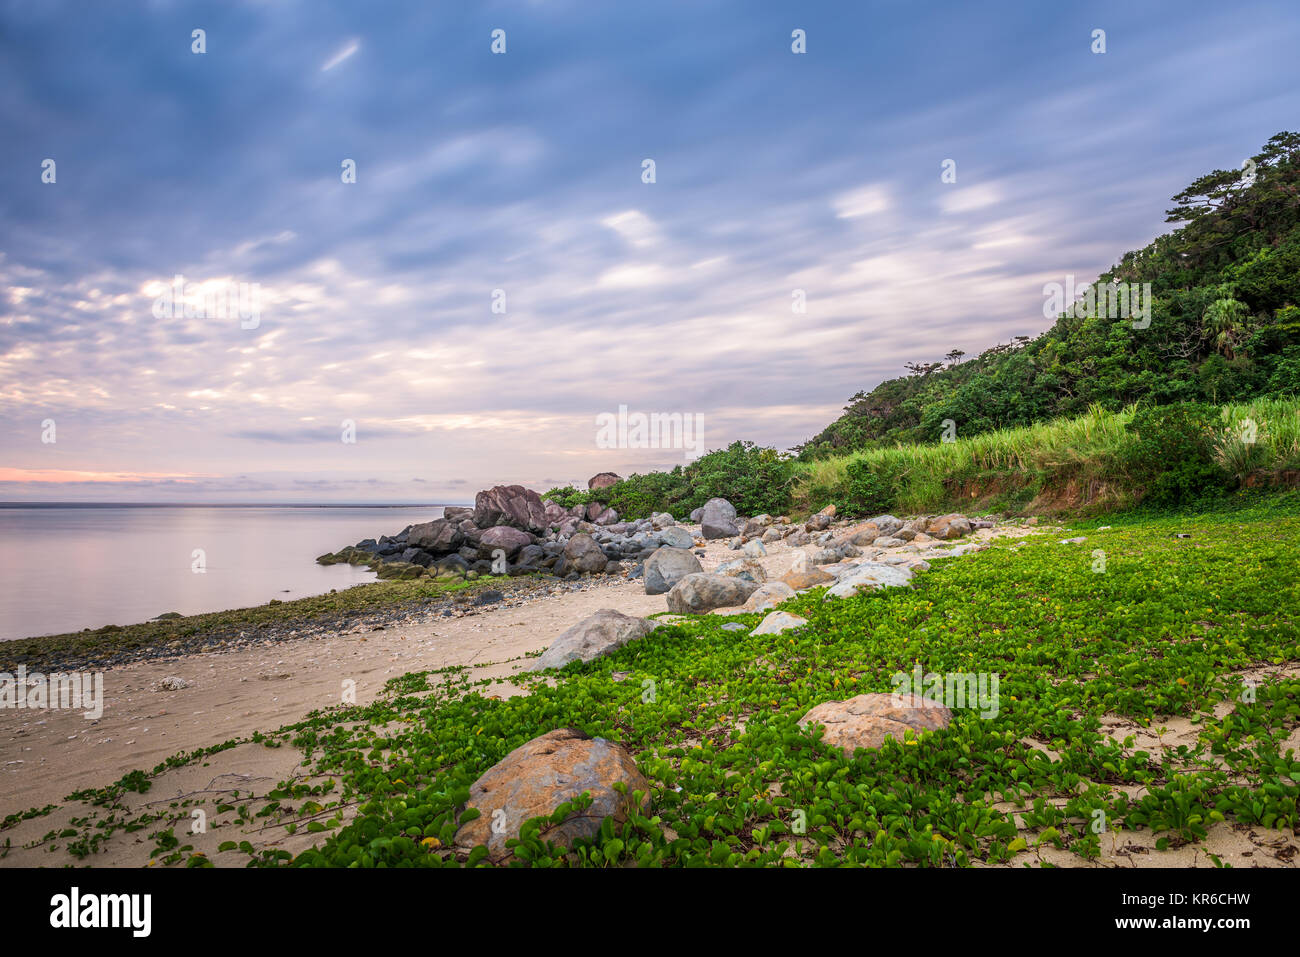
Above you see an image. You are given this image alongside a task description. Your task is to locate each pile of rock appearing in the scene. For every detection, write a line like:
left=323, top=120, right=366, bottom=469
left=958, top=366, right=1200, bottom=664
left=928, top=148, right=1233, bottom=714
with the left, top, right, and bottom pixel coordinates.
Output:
left=317, top=484, right=700, bottom=581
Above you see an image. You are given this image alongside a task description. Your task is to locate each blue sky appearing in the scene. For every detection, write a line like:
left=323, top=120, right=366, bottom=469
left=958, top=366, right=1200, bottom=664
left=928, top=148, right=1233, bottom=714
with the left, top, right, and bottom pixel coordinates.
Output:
left=2, top=0, right=1298, bottom=502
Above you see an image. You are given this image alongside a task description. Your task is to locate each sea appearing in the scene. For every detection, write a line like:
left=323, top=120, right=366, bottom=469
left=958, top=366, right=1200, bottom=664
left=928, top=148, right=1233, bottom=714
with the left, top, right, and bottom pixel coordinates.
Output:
left=0, top=503, right=450, bottom=641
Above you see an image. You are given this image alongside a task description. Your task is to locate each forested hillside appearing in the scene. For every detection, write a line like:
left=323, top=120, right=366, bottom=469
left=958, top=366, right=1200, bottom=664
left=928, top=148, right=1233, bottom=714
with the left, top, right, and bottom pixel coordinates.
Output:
left=800, top=132, right=1300, bottom=457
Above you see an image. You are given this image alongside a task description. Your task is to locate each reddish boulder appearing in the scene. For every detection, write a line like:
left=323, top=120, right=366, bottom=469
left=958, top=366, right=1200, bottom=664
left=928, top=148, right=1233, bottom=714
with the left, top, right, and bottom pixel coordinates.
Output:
left=473, top=485, right=549, bottom=533
left=453, top=728, right=650, bottom=859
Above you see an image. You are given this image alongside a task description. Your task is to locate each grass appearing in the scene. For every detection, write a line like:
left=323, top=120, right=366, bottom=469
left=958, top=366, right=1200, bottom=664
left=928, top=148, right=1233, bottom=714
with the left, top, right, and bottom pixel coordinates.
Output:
left=791, top=397, right=1300, bottom=517
left=23, top=495, right=1300, bottom=867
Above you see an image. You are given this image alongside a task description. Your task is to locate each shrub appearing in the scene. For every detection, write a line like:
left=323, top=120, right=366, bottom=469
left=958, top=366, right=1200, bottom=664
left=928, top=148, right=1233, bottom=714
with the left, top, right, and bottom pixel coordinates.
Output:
left=541, top=486, right=591, bottom=510
left=1123, top=403, right=1231, bottom=507
left=840, top=460, right=894, bottom=517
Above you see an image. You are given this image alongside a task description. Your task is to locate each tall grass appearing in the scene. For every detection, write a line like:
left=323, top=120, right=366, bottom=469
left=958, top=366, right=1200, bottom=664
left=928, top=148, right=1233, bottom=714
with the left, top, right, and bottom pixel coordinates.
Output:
left=1215, top=397, right=1300, bottom=474
left=792, top=398, right=1300, bottom=515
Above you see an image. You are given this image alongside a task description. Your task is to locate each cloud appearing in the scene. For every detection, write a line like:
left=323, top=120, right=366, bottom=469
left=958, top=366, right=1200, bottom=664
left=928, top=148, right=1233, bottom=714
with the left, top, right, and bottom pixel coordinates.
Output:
left=321, top=39, right=361, bottom=72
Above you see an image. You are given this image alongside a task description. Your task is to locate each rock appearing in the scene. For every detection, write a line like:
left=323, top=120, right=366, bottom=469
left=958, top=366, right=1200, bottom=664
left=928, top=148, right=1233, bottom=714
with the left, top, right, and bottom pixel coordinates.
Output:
left=781, top=567, right=835, bottom=590
left=761, top=526, right=785, bottom=544
left=868, top=514, right=905, bottom=536
left=153, top=612, right=182, bottom=620
left=927, top=513, right=972, bottom=540
left=542, top=502, right=570, bottom=527
left=799, top=693, right=951, bottom=758
left=824, top=563, right=914, bottom=599
left=742, top=581, right=796, bottom=612
left=1059, top=536, right=1087, bottom=545
left=666, top=573, right=759, bottom=614
left=872, top=536, right=905, bottom=548
left=809, top=547, right=840, bottom=565
left=818, top=504, right=836, bottom=517
left=786, top=530, right=811, bottom=547
left=643, top=546, right=704, bottom=595
left=689, top=506, right=705, bottom=523
left=721, top=622, right=747, bottom=632
left=479, top=525, right=535, bottom=559
left=715, top=557, right=766, bottom=584
left=750, top=611, right=808, bottom=636
left=474, top=485, right=549, bottom=533
left=588, top=472, right=621, bottom=490
left=406, top=518, right=463, bottom=552
left=807, top=513, right=832, bottom=532
left=475, top=589, right=505, bottom=606
left=740, top=539, right=767, bottom=559
left=700, top=497, right=739, bottom=539
left=894, top=527, right=917, bottom=541
left=158, top=676, right=189, bottom=691
left=442, top=506, right=475, bottom=524
left=531, top=609, right=657, bottom=670
left=562, top=533, right=608, bottom=574
left=592, top=506, right=620, bottom=526
left=650, top=512, right=675, bottom=528
left=657, top=526, right=694, bottom=549
left=848, top=527, right=880, bottom=546
left=453, top=728, right=650, bottom=858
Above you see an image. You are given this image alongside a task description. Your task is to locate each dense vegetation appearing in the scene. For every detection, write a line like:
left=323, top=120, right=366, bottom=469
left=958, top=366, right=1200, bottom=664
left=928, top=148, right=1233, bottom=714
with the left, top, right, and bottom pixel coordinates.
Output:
left=23, top=498, right=1300, bottom=866
left=802, top=131, right=1300, bottom=456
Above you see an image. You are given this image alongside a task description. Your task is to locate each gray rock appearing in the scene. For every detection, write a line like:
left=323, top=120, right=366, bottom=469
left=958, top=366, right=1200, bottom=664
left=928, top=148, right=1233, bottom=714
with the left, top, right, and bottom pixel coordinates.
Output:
left=665, top=573, right=759, bottom=614
left=563, top=533, right=608, bottom=574
left=643, top=546, right=705, bottom=595
left=530, top=609, right=656, bottom=671
left=715, top=557, right=767, bottom=583
left=741, top=539, right=768, bottom=559
left=700, top=497, right=739, bottom=540
left=657, top=526, right=694, bottom=549
left=824, top=563, right=915, bottom=599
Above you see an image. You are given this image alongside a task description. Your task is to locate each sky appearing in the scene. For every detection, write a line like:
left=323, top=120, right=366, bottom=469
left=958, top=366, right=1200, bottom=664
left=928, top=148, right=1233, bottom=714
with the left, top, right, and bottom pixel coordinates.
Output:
left=2, top=0, right=1298, bottom=504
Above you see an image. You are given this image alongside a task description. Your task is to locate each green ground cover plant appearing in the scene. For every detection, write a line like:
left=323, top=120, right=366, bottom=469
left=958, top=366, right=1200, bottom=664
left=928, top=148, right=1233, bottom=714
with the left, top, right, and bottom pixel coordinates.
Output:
left=31, top=497, right=1297, bottom=867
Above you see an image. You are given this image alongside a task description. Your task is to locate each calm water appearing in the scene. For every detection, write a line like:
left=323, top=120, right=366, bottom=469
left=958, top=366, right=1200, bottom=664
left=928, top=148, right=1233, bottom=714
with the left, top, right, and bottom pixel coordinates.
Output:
left=0, top=504, right=449, bottom=641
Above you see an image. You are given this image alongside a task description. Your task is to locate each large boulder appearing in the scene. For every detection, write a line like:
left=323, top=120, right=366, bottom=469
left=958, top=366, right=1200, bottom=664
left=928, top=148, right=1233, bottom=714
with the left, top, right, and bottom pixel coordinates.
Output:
left=531, top=609, right=658, bottom=671
left=406, top=518, right=464, bottom=552
left=700, top=497, right=739, bottom=540
left=588, top=472, right=621, bottom=490
left=799, top=693, right=951, bottom=758
left=715, top=557, right=766, bottom=584
left=442, top=506, right=475, bottom=524
left=563, top=533, right=608, bottom=574
left=867, top=514, right=905, bottom=537
left=480, top=525, right=535, bottom=560
left=742, top=581, right=795, bottom=612
left=666, top=573, right=759, bottom=614
left=474, top=485, right=549, bottom=533
left=927, top=513, right=972, bottom=540
left=824, top=563, right=914, bottom=599
left=643, top=546, right=704, bottom=595
left=453, top=728, right=650, bottom=859
left=689, top=506, right=705, bottom=523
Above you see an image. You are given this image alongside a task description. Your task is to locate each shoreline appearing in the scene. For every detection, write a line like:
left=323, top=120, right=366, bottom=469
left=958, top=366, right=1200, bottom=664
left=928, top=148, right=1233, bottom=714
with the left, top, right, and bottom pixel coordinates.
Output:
left=0, top=569, right=626, bottom=675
